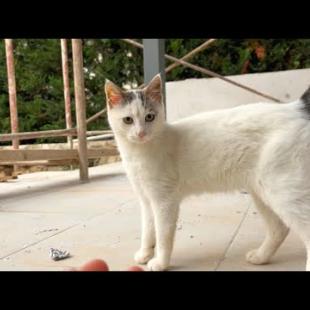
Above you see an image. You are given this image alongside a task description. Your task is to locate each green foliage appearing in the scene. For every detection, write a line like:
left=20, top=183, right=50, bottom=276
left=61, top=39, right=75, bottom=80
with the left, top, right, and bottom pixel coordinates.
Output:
left=165, top=39, right=310, bottom=80
left=0, top=39, right=310, bottom=145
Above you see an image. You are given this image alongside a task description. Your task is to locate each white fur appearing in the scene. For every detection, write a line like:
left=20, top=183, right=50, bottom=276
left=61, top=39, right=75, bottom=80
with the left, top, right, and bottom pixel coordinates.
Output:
left=107, top=81, right=310, bottom=271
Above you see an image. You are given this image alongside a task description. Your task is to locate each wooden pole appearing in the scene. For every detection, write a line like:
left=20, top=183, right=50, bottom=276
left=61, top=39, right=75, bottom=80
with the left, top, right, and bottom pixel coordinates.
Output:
left=71, top=39, right=89, bottom=182
left=60, top=39, right=73, bottom=149
left=4, top=39, right=19, bottom=149
left=86, top=108, right=107, bottom=125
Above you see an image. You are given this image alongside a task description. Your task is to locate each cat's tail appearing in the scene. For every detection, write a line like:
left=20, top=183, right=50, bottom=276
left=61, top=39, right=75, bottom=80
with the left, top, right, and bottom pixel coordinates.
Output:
left=301, top=86, right=310, bottom=113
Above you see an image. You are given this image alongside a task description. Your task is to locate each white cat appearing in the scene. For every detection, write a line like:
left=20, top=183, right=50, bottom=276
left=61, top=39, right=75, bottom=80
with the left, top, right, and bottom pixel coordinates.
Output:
left=105, top=74, right=310, bottom=271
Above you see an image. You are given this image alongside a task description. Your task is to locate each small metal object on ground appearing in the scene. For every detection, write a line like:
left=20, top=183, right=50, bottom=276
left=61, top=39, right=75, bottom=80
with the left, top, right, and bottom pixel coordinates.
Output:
left=49, top=248, right=71, bottom=261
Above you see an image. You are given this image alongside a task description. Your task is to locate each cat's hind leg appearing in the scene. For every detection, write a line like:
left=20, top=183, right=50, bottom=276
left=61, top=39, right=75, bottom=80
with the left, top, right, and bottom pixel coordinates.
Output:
left=293, top=226, right=310, bottom=271
left=246, top=192, right=289, bottom=265
left=255, top=186, right=310, bottom=271
left=281, top=214, right=310, bottom=271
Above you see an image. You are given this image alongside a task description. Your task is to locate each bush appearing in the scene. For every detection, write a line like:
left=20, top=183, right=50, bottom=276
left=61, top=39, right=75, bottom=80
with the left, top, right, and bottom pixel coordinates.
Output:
left=165, top=39, right=310, bottom=79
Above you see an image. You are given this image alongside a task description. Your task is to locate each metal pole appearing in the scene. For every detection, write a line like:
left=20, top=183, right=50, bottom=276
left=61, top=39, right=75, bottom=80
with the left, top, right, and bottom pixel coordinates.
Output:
left=61, top=39, right=73, bottom=149
left=4, top=39, right=19, bottom=150
left=72, top=39, right=89, bottom=182
left=138, top=39, right=216, bottom=89
left=143, top=39, right=166, bottom=111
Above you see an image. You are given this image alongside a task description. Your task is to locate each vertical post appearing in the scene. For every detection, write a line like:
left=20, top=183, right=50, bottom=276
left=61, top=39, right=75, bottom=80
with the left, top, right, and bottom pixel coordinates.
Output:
left=71, top=39, right=89, bottom=182
left=61, top=39, right=73, bottom=149
left=5, top=39, right=19, bottom=150
left=143, top=39, right=166, bottom=112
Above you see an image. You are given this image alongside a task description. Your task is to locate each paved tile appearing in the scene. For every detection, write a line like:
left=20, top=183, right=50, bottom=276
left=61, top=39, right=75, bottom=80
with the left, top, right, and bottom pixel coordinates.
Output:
left=0, top=162, right=306, bottom=271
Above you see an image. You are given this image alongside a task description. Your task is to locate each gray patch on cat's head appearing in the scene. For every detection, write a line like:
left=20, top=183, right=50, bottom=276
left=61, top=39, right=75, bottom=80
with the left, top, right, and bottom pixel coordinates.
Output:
left=136, top=90, right=150, bottom=108
left=135, top=90, right=145, bottom=105
left=123, top=89, right=160, bottom=113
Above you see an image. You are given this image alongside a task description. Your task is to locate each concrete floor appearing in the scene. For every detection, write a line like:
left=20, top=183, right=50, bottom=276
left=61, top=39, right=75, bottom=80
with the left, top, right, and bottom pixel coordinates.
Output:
left=0, top=162, right=306, bottom=271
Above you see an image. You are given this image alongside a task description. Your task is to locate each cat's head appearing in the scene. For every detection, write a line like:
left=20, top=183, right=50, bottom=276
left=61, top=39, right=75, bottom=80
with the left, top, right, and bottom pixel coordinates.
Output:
left=105, top=74, right=165, bottom=144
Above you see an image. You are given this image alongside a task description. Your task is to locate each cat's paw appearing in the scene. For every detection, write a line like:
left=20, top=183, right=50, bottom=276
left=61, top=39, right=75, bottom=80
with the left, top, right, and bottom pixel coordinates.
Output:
left=134, top=248, right=154, bottom=265
left=246, top=249, right=269, bottom=265
left=147, top=258, right=168, bottom=271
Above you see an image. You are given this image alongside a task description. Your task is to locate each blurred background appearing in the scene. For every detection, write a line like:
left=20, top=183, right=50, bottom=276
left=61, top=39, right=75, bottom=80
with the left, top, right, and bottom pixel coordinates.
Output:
left=1, top=39, right=310, bottom=144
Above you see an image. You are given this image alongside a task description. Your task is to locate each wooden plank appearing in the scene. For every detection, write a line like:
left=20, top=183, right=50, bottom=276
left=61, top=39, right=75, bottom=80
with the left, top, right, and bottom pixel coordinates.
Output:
left=0, top=128, right=77, bottom=142
left=85, top=130, right=113, bottom=136
left=0, top=148, right=119, bottom=162
left=83, top=134, right=114, bottom=142
left=87, top=148, right=119, bottom=158
left=0, top=159, right=79, bottom=166
left=48, top=159, right=79, bottom=166
left=0, top=161, right=47, bottom=166
left=0, top=149, right=78, bottom=161
left=0, top=129, right=113, bottom=142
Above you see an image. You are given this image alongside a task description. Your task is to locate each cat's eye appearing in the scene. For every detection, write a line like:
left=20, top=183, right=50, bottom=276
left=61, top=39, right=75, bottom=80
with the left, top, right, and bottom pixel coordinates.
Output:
left=123, top=116, right=134, bottom=125
left=145, top=113, right=155, bottom=122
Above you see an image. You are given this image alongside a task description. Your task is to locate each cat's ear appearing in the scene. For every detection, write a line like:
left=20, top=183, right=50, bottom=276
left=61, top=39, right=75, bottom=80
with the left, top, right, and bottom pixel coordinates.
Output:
left=144, top=74, right=162, bottom=104
left=105, top=79, right=125, bottom=108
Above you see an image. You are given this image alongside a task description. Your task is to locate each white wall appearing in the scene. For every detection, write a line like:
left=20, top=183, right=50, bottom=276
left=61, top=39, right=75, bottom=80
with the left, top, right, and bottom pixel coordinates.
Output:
left=166, top=68, right=310, bottom=122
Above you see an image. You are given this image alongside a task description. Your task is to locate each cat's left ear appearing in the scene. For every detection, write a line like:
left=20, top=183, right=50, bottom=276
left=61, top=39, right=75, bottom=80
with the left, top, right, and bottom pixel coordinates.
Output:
left=144, top=74, right=162, bottom=104
left=105, top=79, right=125, bottom=109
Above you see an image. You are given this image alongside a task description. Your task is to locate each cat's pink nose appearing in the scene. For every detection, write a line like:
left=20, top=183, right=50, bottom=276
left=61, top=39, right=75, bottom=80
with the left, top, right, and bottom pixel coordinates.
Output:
left=138, top=131, right=146, bottom=139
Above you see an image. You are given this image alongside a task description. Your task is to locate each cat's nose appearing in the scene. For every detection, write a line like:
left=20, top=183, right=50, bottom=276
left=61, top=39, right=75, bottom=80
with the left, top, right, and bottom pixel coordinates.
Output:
left=138, top=131, right=146, bottom=139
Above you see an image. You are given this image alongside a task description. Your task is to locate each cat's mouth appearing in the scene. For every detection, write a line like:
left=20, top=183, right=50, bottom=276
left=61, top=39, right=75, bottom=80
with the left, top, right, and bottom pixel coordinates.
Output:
left=128, top=136, right=151, bottom=144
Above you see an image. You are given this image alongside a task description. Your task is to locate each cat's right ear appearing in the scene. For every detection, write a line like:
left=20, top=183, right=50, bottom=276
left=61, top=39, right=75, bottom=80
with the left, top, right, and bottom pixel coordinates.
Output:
left=144, top=74, right=162, bottom=104
left=105, top=79, right=124, bottom=109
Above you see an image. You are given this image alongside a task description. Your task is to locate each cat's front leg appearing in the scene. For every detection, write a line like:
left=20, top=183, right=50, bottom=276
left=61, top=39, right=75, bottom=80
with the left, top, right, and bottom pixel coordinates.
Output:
left=147, top=199, right=180, bottom=271
left=134, top=195, right=156, bottom=265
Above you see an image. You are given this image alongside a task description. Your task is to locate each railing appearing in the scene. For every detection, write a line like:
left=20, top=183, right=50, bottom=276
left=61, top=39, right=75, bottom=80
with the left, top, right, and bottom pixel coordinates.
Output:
left=0, top=39, right=116, bottom=182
